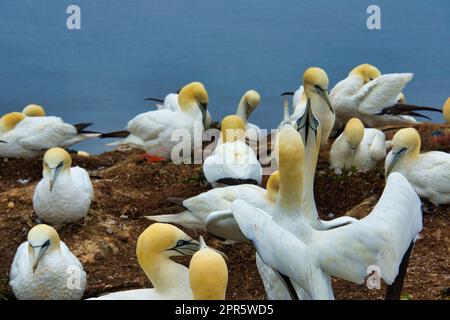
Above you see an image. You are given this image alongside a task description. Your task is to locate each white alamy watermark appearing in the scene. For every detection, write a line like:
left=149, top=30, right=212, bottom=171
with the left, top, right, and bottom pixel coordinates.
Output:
left=66, top=5, right=81, bottom=30
left=366, top=265, right=381, bottom=289
left=366, top=5, right=381, bottom=30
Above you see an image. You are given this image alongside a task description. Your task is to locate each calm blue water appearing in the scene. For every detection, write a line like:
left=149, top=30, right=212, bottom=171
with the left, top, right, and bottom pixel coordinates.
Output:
left=1, top=0, right=449, bottom=154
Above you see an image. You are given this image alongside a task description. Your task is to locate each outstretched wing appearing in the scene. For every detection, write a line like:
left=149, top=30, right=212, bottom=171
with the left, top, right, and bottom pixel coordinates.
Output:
left=316, top=172, right=422, bottom=284
left=356, top=73, right=413, bottom=115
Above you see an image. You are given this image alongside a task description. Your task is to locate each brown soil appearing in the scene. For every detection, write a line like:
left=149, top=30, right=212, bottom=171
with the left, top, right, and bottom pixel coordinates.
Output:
left=0, top=124, right=448, bottom=300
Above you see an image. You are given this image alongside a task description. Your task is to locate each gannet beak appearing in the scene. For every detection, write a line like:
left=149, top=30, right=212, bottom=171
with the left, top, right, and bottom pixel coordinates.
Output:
left=199, top=102, right=208, bottom=128
left=245, top=103, right=252, bottom=119
left=171, top=238, right=200, bottom=256
left=49, top=163, right=63, bottom=192
left=31, top=241, right=50, bottom=273
left=295, top=98, right=319, bottom=145
left=198, top=236, right=229, bottom=261
left=315, top=85, right=334, bottom=113
left=386, top=147, right=407, bottom=177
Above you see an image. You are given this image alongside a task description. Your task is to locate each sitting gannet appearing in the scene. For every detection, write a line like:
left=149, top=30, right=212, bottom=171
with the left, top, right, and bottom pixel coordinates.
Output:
left=203, top=115, right=262, bottom=187
left=330, top=118, right=386, bottom=174
left=103, top=82, right=209, bottom=161
left=235, top=90, right=261, bottom=134
left=22, top=104, right=46, bottom=117
left=444, top=97, right=450, bottom=123
left=330, top=64, right=441, bottom=131
left=0, top=112, right=100, bottom=159
left=33, top=148, right=94, bottom=225
left=9, top=224, right=86, bottom=300
left=189, top=236, right=228, bottom=300
left=232, top=127, right=423, bottom=299
left=145, top=92, right=213, bottom=129
left=146, top=170, right=280, bottom=242
left=89, top=223, right=200, bottom=300
left=385, top=127, right=450, bottom=205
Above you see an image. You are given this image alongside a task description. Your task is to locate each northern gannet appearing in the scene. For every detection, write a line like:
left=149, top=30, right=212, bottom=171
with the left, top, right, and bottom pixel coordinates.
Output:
left=385, top=127, right=450, bottom=205
left=89, top=223, right=200, bottom=300
left=330, top=117, right=386, bottom=174
left=330, top=64, right=441, bottom=130
left=235, top=90, right=261, bottom=134
left=33, top=148, right=94, bottom=225
left=232, top=171, right=423, bottom=299
left=146, top=170, right=280, bottom=243
left=0, top=112, right=101, bottom=159
left=203, top=115, right=262, bottom=187
left=22, top=104, right=46, bottom=117
left=444, top=97, right=450, bottom=123
left=9, top=224, right=86, bottom=300
left=189, top=236, right=228, bottom=300
left=103, top=82, right=209, bottom=161
left=145, top=92, right=213, bottom=129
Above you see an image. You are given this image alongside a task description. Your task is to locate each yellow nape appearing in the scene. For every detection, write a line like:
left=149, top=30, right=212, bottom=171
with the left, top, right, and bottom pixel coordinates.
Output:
left=0, top=112, right=25, bottom=131
left=43, top=147, right=72, bottom=170
left=22, top=104, right=46, bottom=117
left=443, top=97, right=450, bottom=124
left=189, top=246, right=228, bottom=300
left=349, top=63, right=381, bottom=83
left=221, top=115, right=246, bottom=143
left=178, top=82, right=209, bottom=110
left=27, top=224, right=61, bottom=250
left=303, top=67, right=329, bottom=90
left=243, top=90, right=261, bottom=110
left=275, top=126, right=304, bottom=171
left=392, top=127, right=421, bottom=156
left=343, top=118, right=365, bottom=148
left=266, top=170, right=280, bottom=202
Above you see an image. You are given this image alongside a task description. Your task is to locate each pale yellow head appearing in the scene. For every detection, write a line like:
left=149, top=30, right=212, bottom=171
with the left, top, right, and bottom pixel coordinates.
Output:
left=220, top=115, right=246, bottom=143
left=27, top=224, right=61, bottom=273
left=242, top=90, right=261, bottom=116
left=189, top=239, right=228, bottom=300
left=266, top=170, right=280, bottom=202
left=443, top=97, right=450, bottom=124
left=178, top=82, right=209, bottom=126
left=302, top=67, right=333, bottom=112
left=43, top=148, right=72, bottom=191
left=0, top=112, right=25, bottom=132
left=22, top=104, right=46, bottom=117
left=275, top=126, right=304, bottom=172
left=386, top=128, right=421, bottom=176
left=349, top=63, right=381, bottom=84
left=343, top=118, right=365, bottom=149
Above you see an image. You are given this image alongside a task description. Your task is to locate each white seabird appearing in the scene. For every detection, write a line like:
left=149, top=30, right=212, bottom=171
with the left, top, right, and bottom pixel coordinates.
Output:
left=9, top=224, right=86, bottom=300
left=89, top=223, right=200, bottom=300
left=203, top=115, right=262, bottom=187
left=385, top=127, right=450, bottom=205
left=33, top=148, right=94, bottom=225
left=330, top=117, right=386, bottom=174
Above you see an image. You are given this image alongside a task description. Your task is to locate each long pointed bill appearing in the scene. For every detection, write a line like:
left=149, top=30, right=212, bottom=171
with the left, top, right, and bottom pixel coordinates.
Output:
left=386, top=148, right=407, bottom=177
left=199, top=102, right=208, bottom=128
left=171, top=239, right=200, bottom=256
left=49, top=164, right=63, bottom=192
left=31, top=244, right=49, bottom=273
left=296, top=98, right=319, bottom=146
left=198, top=235, right=229, bottom=261
left=316, top=86, right=334, bottom=113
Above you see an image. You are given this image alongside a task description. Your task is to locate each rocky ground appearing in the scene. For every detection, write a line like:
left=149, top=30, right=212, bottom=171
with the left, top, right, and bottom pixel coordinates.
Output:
left=0, top=123, right=448, bottom=300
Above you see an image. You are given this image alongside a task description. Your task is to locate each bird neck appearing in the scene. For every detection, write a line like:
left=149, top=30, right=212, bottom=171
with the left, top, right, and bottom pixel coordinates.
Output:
left=236, top=99, right=248, bottom=122
left=301, top=138, right=319, bottom=218
left=141, top=255, right=188, bottom=293
left=277, top=165, right=303, bottom=213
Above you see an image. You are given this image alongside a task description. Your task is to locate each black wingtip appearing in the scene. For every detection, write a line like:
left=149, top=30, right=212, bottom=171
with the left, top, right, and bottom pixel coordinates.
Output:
left=382, top=103, right=443, bottom=116
left=99, top=130, right=130, bottom=139
left=144, top=97, right=164, bottom=103
left=73, top=123, right=93, bottom=133
left=280, top=91, right=295, bottom=96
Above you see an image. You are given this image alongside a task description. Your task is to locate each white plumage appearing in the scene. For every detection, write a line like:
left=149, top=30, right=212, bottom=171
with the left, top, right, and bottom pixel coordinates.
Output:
left=232, top=172, right=423, bottom=299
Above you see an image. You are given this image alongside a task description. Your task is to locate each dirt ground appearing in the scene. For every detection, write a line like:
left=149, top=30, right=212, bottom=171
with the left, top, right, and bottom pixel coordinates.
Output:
left=0, top=123, right=448, bottom=300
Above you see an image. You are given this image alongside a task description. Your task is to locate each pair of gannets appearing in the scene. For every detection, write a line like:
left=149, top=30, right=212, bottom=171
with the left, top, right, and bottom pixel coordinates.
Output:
left=330, top=118, right=386, bottom=174
left=0, top=107, right=100, bottom=159
left=10, top=224, right=87, bottom=300
left=33, top=148, right=94, bottom=225
left=203, top=115, right=262, bottom=187
left=330, top=64, right=442, bottom=131
left=90, top=223, right=228, bottom=300
left=282, top=67, right=335, bottom=146
left=0, top=104, right=46, bottom=134
left=231, top=125, right=423, bottom=299
left=386, top=127, right=450, bottom=205
left=103, top=82, right=209, bottom=160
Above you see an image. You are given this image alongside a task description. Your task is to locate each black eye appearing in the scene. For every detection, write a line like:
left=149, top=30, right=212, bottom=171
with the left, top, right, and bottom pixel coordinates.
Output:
left=176, top=240, right=185, bottom=247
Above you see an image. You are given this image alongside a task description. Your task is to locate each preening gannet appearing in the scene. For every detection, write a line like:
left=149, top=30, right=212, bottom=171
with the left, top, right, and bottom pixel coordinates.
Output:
left=330, top=118, right=386, bottom=174
left=89, top=223, right=200, bottom=300
left=232, top=171, right=423, bottom=299
left=33, top=148, right=94, bottom=225
left=145, top=92, right=213, bottom=129
left=0, top=112, right=101, bottom=159
left=9, top=224, right=86, bottom=300
left=385, top=127, right=450, bottom=205
left=443, top=97, right=450, bottom=123
left=189, top=237, right=228, bottom=300
left=146, top=170, right=280, bottom=243
left=22, top=104, right=46, bottom=117
left=330, top=64, right=441, bottom=130
left=235, top=90, right=261, bottom=134
left=103, top=82, right=209, bottom=160
left=203, top=115, right=262, bottom=187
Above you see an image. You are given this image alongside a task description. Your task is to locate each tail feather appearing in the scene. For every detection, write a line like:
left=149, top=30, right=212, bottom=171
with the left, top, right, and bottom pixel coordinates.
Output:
left=144, top=211, right=205, bottom=230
